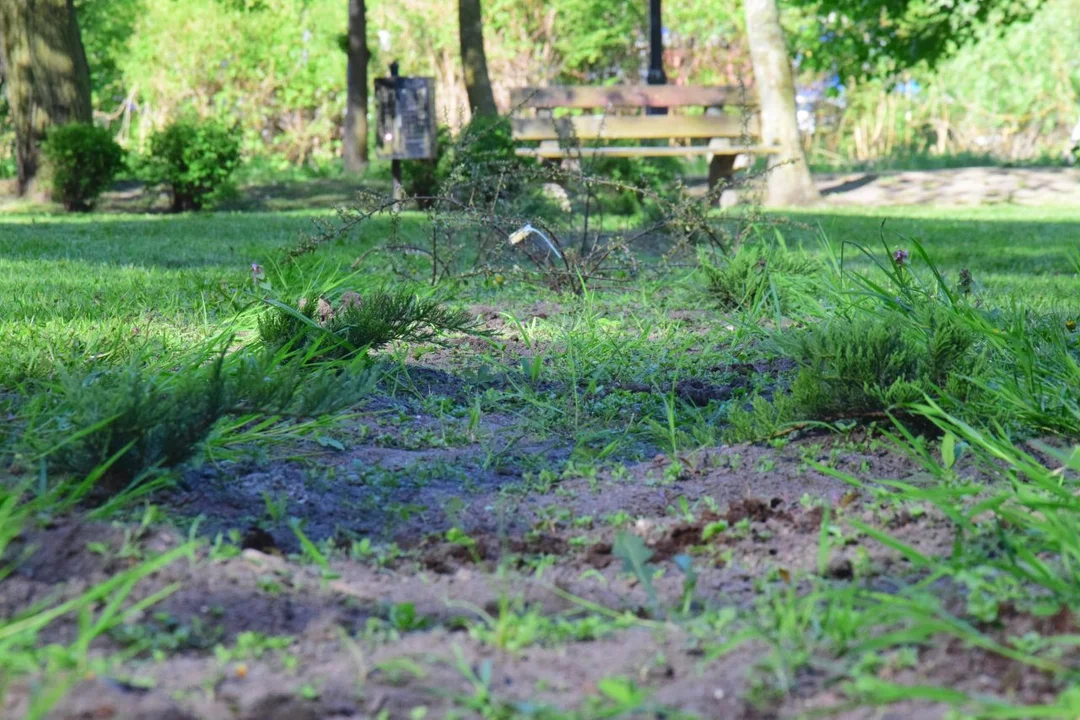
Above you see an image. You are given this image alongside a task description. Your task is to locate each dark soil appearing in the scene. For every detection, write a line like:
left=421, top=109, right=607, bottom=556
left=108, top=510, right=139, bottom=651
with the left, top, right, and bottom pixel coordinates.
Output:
left=3, top=430, right=1058, bottom=719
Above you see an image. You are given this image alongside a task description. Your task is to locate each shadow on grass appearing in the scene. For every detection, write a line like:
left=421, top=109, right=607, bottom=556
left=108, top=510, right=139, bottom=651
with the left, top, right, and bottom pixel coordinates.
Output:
left=0, top=175, right=388, bottom=216
left=0, top=211, right=426, bottom=269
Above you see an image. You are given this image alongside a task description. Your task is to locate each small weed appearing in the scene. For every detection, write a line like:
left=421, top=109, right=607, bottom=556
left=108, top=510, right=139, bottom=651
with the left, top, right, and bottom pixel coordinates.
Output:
left=446, top=527, right=482, bottom=564
left=259, top=288, right=484, bottom=362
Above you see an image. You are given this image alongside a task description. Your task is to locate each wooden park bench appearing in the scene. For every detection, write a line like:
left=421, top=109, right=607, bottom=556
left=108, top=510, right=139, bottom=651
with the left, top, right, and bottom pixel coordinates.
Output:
left=509, top=85, right=779, bottom=193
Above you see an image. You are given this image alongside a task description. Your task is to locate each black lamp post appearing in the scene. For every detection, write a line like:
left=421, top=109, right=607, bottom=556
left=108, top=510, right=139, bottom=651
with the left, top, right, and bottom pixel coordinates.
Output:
left=646, top=0, right=667, bottom=116
left=647, top=0, right=666, bottom=86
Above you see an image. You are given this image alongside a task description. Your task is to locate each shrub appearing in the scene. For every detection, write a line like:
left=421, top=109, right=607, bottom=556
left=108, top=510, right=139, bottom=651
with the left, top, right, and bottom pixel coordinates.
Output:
left=726, top=304, right=982, bottom=440
left=146, top=119, right=241, bottom=212
left=401, top=126, right=453, bottom=204
left=403, top=117, right=530, bottom=204
left=584, top=153, right=684, bottom=214
left=41, top=123, right=125, bottom=211
left=31, top=343, right=374, bottom=489
left=702, top=244, right=823, bottom=312
left=258, top=289, right=483, bottom=362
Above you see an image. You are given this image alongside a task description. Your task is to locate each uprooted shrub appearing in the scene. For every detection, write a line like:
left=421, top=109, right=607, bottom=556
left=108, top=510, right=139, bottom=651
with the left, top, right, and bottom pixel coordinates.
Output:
left=291, top=128, right=762, bottom=295
left=28, top=343, right=374, bottom=490
left=579, top=152, right=685, bottom=215
left=258, top=288, right=483, bottom=361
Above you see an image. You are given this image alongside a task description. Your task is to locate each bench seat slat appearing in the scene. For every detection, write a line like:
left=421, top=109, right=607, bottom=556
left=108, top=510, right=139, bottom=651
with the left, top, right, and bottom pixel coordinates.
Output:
left=511, top=114, right=759, bottom=142
left=515, top=145, right=780, bottom=159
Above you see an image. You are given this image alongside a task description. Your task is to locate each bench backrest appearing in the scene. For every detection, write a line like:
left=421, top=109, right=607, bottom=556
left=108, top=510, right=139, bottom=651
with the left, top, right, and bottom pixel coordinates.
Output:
left=509, top=85, right=758, bottom=142
left=510, top=85, right=750, bottom=110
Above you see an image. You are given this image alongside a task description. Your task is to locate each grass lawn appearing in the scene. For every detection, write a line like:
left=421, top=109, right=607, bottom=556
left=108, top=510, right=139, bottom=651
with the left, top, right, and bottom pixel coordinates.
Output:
left=784, top=204, right=1080, bottom=303
left=3, top=202, right=1080, bottom=719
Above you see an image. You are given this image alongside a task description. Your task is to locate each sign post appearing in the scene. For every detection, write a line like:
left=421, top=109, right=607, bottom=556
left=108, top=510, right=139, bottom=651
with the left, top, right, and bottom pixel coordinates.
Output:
left=374, top=61, right=437, bottom=202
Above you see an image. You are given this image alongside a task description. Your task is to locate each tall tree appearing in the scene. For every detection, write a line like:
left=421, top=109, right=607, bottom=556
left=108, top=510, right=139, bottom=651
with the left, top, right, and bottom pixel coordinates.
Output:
left=458, top=0, right=497, bottom=118
left=342, top=0, right=369, bottom=173
left=0, top=0, right=93, bottom=197
left=745, top=0, right=819, bottom=206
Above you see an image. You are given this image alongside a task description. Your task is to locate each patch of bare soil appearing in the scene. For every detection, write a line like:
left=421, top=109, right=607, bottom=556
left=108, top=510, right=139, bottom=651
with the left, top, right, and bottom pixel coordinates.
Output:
left=2, top=433, right=1064, bottom=720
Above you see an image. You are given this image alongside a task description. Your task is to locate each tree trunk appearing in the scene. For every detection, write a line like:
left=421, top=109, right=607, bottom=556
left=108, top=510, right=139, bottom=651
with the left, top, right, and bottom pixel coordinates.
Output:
left=0, top=0, right=93, bottom=197
left=744, top=0, right=819, bottom=206
left=342, top=0, right=369, bottom=173
left=458, top=0, right=497, bottom=118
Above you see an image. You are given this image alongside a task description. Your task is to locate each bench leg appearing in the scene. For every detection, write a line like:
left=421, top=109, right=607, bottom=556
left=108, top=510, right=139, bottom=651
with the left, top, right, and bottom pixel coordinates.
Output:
left=536, top=108, right=560, bottom=168
left=708, top=154, right=737, bottom=203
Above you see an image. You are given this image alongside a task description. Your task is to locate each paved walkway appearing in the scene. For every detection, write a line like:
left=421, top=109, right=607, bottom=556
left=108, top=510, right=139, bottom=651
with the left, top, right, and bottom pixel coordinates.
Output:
left=817, top=166, right=1080, bottom=206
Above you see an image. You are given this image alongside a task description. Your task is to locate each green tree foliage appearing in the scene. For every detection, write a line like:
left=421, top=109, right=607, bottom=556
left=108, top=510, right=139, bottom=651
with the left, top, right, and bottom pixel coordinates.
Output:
left=789, top=0, right=1048, bottom=78
left=809, top=0, right=1079, bottom=164
left=114, top=0, right=346, bottom=161
left=74, top=0, right=142, bottom=105
left=1, top=0, right=1075, bottom=174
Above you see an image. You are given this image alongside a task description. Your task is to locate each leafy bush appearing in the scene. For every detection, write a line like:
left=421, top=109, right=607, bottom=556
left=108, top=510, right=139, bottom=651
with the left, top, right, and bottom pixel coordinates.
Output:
left=146, top=119, right=241, bottom=211
left=41, top=123, right=125, bottom=211
left=258, top=289, right=482, bottom=361
left=403, top=117, right=530, bottom=204
left=401, top=126, right=453, bottom=204
left=0, top=91, right=15, bottom=179
left=583, top=153, right=684, bottom=215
